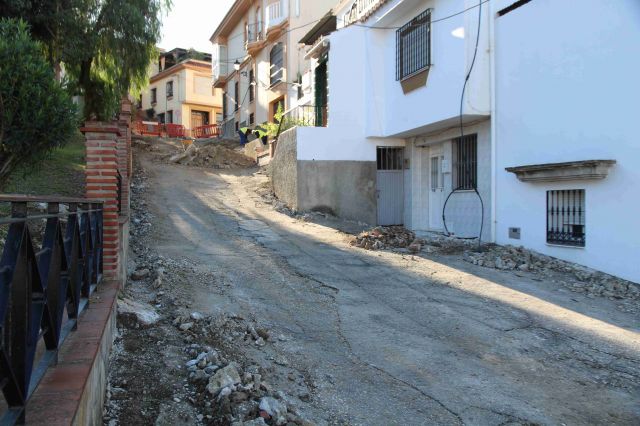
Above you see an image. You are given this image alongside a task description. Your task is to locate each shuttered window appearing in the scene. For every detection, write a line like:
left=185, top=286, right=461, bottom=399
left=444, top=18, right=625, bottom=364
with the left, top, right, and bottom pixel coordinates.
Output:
left=270, top=43, right=284, bottom=86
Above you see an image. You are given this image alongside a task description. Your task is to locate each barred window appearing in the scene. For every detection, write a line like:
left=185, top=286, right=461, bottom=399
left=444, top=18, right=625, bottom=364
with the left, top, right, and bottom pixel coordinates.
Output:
left=547, top=190, right=585, bottom=247
left=453, top=134, right=477, bottom=190
left=249, top=69, right=255, bottom=102
left=151, top=88, right=157, bottom=104
left=166, top=81, right=173, bottom=98
left=396, top=9, right=431, bottom=81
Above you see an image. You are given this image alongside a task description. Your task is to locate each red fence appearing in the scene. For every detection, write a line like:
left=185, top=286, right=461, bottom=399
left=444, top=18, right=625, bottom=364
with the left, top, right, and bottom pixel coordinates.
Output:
left=134, top=121, right=162, bottom=136
left=165, top=123, right=186, bottom=138
left=193, top=124, right=220, bottom=139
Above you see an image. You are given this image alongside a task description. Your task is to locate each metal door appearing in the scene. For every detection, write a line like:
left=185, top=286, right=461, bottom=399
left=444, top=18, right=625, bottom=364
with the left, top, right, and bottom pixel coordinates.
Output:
left=376, top=147, right=404, bottom=225
left=429, top=148, right=445, bottom=230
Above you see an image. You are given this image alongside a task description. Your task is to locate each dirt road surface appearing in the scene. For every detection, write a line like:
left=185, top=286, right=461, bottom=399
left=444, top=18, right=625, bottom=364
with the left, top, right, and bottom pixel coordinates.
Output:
left=111, top=150, right=640, bottom=425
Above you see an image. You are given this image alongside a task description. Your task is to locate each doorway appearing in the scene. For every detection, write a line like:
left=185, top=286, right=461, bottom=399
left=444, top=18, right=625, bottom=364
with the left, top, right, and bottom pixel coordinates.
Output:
left=429, top=145, right=445, bottom=230
left=191, top=110, right=209, bottom=129
left=376, top=147, right=404, bottom=225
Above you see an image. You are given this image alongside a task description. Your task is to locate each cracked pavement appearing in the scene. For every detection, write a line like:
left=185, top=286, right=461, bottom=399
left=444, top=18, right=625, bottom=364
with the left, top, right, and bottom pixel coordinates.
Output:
left=141, top=154, right=640, bottom=425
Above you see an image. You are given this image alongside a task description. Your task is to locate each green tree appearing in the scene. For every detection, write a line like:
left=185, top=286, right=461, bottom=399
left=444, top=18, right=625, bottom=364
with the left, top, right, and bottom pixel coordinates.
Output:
left=0, top=18, right=78, bottom=181
left=0, top=0, right=170, bottom=120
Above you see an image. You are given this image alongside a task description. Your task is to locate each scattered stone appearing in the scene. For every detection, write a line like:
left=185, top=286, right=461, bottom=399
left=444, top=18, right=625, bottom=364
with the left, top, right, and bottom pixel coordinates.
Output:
left=117, top=298, right=160, bottom=328
left=179, top=322, right=194, bottom=332
left=190, top=312, right=205, bottom=321
left=206, top=364, right=241, bottom=396
left=130, top=268, right=150, bottom=281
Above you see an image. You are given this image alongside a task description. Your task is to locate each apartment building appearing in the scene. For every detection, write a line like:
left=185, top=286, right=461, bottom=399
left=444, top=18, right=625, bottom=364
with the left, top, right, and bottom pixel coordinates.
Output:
left=210, top=0, right=335, bottom=138
left=272, top=0, right=492, bottom=238
left=140, top=48, right=223, bottom=136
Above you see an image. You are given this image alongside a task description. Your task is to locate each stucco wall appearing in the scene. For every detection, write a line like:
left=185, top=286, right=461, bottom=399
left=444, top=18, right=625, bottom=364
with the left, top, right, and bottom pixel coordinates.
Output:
left=270, top=127, right=298, bottom=209
left=298, top=160, right=377, bottom=224
left=494, top=0, right=640, bottom=283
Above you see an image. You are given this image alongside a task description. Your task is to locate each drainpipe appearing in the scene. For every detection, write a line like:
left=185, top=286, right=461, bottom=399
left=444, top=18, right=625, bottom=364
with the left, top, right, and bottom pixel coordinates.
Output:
left=489, top=1, right=497, bottom=243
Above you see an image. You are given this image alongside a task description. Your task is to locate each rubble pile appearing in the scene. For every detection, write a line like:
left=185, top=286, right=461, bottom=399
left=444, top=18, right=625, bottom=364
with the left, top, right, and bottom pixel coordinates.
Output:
left=464, top=245, right=640, bottom=301
left=350, top=226, right=423, bottom=252
left=133, top=136, right=255, bottom=169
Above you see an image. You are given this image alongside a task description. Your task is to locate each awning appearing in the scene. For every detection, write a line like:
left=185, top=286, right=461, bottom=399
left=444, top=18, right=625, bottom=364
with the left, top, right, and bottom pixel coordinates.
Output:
left=299, top=11, right=337, bottom=46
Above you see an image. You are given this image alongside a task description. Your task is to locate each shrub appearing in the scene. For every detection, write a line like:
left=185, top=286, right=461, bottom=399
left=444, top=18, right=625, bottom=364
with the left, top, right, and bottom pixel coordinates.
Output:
left=0, top=18, right=78, bottom=182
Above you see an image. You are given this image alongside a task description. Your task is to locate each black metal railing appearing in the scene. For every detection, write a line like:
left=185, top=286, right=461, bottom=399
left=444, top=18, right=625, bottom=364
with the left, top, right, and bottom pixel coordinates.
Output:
left=396, top=9, right=431, bottom=81
left=0, top=195, right=104, bottom=424
left=547, top=189, right=585, bottom=247
left=273, top=105, right=327, bottom=147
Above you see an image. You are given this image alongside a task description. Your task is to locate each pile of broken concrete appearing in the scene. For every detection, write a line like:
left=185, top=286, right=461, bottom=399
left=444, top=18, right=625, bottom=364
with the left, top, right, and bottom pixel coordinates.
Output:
left=350, top=226, right=423, bottom=252
left=463, top=244, right=640, bottom=301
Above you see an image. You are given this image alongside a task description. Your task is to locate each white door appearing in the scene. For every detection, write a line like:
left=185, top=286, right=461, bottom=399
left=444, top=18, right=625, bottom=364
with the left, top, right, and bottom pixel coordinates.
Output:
left=429, top=149, right=445, bottom=230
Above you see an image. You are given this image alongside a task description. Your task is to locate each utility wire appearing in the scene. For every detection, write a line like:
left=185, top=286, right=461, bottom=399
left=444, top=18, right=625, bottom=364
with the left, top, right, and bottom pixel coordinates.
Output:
left=442, top=0, right=486, bottom=249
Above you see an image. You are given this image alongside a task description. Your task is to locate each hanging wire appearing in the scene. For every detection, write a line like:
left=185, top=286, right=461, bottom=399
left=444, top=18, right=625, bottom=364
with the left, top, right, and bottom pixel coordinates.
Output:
left=441, top=0, right=486, bottom=250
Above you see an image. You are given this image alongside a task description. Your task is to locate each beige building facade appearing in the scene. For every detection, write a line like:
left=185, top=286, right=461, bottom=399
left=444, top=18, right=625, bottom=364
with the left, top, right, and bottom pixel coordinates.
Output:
left=141, top=50, right=223, bottom=136
left=210, top=0, right=334, bottom=137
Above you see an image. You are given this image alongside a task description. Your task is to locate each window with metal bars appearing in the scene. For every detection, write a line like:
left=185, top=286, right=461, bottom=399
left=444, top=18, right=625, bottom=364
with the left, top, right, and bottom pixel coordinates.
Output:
left=376, top=147, right=404, bottom=171
left=547, top=190, right=585, bottom=247
left=166, top=81, right=173, bottom=98
left=453, top=134, right=477, bottom=190
left=396, top=9, right=431, bottom=81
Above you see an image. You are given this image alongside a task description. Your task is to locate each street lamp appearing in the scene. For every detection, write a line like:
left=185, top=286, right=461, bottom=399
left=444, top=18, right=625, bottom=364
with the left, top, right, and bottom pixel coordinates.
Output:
left=234, top=60, right=240, bottom=71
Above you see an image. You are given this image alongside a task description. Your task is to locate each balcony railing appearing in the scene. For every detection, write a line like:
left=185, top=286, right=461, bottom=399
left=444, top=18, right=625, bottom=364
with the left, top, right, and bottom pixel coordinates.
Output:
left=212, top=44, right=228, bottom=82
left=266, top=1, right=287, bottom=31
left=0, top=196, right=104, bottom=424
left=246, top=22, right=264, bottom=45
left=280, top=104, right=328, bottom=130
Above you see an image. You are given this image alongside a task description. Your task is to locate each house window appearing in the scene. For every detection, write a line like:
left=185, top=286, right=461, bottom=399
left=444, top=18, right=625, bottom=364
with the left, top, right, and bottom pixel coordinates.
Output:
left=376, top=147, right=404, bottom=171
left=151, top=88, right=157, bottom=104
left=249, top=113, right=255, bottom=125
left=249, top=69, right=255, bottom=102
left=222, top=91, right=227, bottom=118
left=453, top=134, right=477, bottom=190
left=270, top=42, right=284, bottom=86
left=234, top=81, right=239, bottom=111
left=547, top=190, right=585, bottom=247
left=235, top=121, right=239, bottom=132
left=158, top=113, right=165, bottom=123
left=166, top=110, right=173, bottom=124
left=166, top=81, right=173, bottom=98
left=396, top=9, right=431, bottom=81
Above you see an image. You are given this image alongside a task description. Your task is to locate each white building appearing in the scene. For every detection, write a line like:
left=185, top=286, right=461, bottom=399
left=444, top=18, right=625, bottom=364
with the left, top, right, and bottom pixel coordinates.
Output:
left=272, top=0, right=492, bottom=240
left=493, top=0, right=640, bottom=283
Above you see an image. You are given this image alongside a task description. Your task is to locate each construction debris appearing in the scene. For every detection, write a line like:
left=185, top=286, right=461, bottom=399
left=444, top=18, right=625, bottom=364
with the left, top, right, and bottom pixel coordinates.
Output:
left=133, top=135, right=256, bottom=169
left=349, top=226, right=421, bottom=251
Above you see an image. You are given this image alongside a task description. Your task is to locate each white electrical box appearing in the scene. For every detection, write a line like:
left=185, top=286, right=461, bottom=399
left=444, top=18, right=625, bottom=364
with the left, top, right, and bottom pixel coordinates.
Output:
left=442, top=159, right=451, bottom=173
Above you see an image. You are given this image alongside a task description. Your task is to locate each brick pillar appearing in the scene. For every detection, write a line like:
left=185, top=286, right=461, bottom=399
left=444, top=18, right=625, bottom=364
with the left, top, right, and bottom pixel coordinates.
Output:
left=81, top=122, right=122, bottom=280
left=117, top=98, right=132, bottom=218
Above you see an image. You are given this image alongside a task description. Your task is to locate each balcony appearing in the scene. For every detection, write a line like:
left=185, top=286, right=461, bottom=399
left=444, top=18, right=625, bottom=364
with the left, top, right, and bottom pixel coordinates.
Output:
left=265, top=0, right=288, bottom=40
left=212, top=44, right=229, bottom=88
left=246, top=22, right=266, bottom=56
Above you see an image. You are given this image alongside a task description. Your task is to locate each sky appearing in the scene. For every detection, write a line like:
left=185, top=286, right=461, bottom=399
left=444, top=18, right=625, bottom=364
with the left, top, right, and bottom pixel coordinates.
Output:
left=159, top=0, right=235, bottom=53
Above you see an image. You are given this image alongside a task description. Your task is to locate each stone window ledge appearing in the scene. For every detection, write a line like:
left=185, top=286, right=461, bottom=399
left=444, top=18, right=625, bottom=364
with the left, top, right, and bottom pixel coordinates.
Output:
left=505, top=160, right=616, bottom=182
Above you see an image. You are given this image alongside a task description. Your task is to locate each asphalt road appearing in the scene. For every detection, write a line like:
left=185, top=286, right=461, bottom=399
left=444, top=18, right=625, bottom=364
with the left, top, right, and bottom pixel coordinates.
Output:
left=143, top=155, right=640, bottom=425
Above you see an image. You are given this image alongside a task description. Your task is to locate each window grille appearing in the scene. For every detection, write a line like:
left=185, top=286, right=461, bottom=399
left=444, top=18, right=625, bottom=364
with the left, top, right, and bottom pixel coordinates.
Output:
left=547, top=190, right=585, bottom=247
left=151, top=88, right=157, bottom=104
left=166, top=110, right=173, bottom=124
left=376, top=147, right=404, bottom=171
left=396, top=9, right=431, bottom=81
left=249, top=69, right=255, bottom=102
left=249, top=113, right=255, bottom=125
left=270, top=43, right=284, bottom=86
left=222, top=92, right=227, bottom=118
left=453, top=134, right=478, bottom=190
left=166, top=81, right=173, bottom=98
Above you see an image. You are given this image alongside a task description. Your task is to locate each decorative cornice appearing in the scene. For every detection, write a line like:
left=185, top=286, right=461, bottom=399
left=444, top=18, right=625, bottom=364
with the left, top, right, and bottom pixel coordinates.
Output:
left=505, top=160, right=616, bottom=182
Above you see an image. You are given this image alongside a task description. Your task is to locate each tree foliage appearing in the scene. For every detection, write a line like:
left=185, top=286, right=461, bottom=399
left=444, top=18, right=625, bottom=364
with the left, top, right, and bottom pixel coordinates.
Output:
left=0, top=18, right=78, bottom=181
left=0, top=0, right=169, bottom=120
